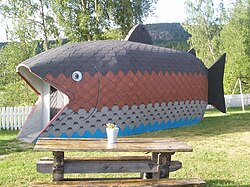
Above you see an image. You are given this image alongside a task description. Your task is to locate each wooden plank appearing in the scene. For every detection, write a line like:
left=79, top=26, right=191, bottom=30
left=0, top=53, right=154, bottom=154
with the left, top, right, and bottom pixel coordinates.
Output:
left=21, top=107, right=25, bottom=127
left=37, top=138, right=178, bottom=142
left=40, top=156, right=151, bottom=161
left=0, top=107, right=2, bottom=130
left=13, top=107, right=17, bottom=130
left=35, top=138, right=179, bottom=147
left=34, top=138, right=193, bottom=153
left=37, top=159, right=182, bottom=174
left=37, top=159, right=158, bottom=173
left=159, top=152, right=172, bottom=178
left=168, top=160, right=182, bottom=172
left=1, top=107, right=6, bottom=130
left=152, top=152, right=160, bottom=179
left=17, top=107, right=21, bottom=129
left=9, top=107, right=13, bottom=130
left=34, top=138, right=180, bottom=147
left=29, top=178, right=206, bottom=187
left=6, top=107, right=9, bottom=130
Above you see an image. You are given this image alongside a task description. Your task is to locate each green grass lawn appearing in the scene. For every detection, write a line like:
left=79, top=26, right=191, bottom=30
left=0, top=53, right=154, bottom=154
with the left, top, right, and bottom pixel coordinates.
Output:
left=0, top=106, right=249, bottom=187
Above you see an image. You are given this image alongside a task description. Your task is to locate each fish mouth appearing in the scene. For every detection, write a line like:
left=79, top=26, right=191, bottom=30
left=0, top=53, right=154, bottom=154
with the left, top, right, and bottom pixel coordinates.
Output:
left=16, top=64, right=69, bottom=142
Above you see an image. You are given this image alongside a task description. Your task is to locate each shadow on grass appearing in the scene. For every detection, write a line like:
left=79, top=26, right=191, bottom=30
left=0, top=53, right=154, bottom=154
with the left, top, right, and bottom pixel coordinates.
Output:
left=206, top=179, right=250, bottom=187
left=133, top=111, right=250, bottom=139
left=0, top=139, right=33, bottom=155
left=199, top=112, right=250, bottom=135
left=0, top=131, right=33, bottom=155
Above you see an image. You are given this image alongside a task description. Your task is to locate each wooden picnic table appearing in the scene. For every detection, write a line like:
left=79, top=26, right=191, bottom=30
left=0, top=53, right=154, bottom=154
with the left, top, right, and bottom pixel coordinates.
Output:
left=34, top=138, right=193, bottom=182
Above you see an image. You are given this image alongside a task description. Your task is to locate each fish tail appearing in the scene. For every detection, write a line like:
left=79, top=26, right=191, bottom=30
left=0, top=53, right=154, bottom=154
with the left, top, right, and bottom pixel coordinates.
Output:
left=208, top=53, right=226, bottom=113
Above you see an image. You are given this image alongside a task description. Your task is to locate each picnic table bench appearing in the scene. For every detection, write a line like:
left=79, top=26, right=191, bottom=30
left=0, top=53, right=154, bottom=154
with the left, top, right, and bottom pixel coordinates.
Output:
left=30, top=138, right=206, bottom=187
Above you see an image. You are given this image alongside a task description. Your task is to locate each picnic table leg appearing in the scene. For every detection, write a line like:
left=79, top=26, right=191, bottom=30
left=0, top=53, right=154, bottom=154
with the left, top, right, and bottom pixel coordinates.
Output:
left=143, top=152, right=159, bottom=179
left=52, top=151, right=64, bottom=181
left=152, top=152, right=161, bottom=178
left=159, top=152, right=174, bottom=178
left=143, top=152, right=175, bottom=179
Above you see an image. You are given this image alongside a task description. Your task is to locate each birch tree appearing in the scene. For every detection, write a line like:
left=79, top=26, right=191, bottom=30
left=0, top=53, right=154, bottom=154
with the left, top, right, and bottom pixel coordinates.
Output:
left=0, top=0, right=60, bottom=51
left=182, top=0, right=226, bottom=65
left=220, top=0, right=250, bottom=93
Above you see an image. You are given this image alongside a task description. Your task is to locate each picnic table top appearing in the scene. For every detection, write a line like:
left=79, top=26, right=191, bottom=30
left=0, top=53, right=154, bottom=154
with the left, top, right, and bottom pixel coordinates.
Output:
left=34, top=138, right=193, bottom=153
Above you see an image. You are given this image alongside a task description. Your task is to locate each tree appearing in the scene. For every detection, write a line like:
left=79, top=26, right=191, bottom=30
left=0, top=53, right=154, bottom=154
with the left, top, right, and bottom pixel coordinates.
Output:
left=182, top=0, right=226, bottom=65
left=108, top=0, right=158, bottom=37
left=0, top=42, right=37, bottom=106
left=220, top=0, right=250, bottom=93
left=51, top=0, right=110, bottom=42
left=0, top=0, right=39, bottom=106
left=0, top=0, right=60, bottom=50
left=0, top=0, right=60, bottom=106
left=51, top=0, right=158, bottom=42
left=109, top=0, right=134, bottom=37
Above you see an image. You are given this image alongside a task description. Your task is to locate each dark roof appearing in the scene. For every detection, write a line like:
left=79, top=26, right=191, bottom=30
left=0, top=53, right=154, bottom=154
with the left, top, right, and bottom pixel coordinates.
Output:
left=125, top=24, right=153, bottom=45
left=22, top=40, right=207, bottom=78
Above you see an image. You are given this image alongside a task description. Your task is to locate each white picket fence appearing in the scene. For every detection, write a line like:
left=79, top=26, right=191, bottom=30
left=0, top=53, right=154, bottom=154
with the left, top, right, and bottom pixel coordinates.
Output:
left=207, top=94, right=250, bottom=109
left=225, top=94, right=250, bottom=107
left=0, top=106, right=33, bottom=130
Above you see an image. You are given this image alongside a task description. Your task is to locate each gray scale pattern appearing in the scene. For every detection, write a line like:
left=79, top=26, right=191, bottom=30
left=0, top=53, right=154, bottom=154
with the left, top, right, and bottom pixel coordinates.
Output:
left=40, top=100, right=208, bottom=138
left=22, top=40, right=207, bottom=79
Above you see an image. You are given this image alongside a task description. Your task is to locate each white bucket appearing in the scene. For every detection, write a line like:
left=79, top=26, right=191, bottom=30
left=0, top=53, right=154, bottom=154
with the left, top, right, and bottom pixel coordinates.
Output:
left=106, top=127, right=119, bottom=144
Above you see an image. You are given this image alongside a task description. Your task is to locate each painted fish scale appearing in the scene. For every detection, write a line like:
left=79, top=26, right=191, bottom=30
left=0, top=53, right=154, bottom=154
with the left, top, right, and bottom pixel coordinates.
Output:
left=44, top=71, right=207, bottom=111
left=16, top=25, right=226, bottom=142
left=36, top=41, right=208, bottom=138
left=25, top=40, right=207, bottom=78
left=40, top=101, right=207, bottom=138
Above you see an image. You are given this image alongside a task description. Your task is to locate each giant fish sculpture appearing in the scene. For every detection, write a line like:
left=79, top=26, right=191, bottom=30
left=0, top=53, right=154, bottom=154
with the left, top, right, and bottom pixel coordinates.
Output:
left=17, top=25, right=226, bottom=143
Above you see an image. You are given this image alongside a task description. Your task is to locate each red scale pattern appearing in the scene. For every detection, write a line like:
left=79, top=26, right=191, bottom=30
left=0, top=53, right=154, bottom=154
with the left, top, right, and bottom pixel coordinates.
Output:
left=45, top=70, right=208, bottom=111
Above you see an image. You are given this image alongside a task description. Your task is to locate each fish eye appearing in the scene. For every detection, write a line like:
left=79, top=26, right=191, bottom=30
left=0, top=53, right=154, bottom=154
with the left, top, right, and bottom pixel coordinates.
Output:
left=72, top=71, right=83, bottom=82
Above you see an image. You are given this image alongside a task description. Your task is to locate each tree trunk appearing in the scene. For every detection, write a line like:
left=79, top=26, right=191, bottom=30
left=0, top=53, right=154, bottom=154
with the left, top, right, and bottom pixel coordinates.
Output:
left=39, top=0, right=49, bottom=51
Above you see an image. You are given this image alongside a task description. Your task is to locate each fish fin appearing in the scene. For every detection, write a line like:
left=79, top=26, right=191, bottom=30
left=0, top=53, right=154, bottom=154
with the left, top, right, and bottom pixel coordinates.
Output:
left=208, top=53, right=226, bottom=113
left=187, top=48, right=196, bottom=57
left=125, top=24, right=153, bottom=45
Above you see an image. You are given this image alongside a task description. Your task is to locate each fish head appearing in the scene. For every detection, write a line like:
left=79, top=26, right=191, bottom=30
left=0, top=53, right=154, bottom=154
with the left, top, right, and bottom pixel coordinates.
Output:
left=16, top=43, right=100, bottom=142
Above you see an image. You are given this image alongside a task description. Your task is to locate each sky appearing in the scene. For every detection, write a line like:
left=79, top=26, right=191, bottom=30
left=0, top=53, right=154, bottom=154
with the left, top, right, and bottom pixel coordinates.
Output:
left=0, top=0, right=233, bottom=42
left=144, top=0, right=233, bottom=24
left=145, top=0, right=188, bottom=24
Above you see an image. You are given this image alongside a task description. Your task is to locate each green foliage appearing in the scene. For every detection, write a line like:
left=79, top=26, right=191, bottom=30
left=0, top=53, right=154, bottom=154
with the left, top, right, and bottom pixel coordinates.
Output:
left=0, top=81, right=37, bottom=107
left=0, top=0, right=62, bottom=106
left=0, top=0, right=40, bottom=52
left=182, top=0, right=225, bottom=66
left=0, top=42, right=37, bottom=107
left=51, top=0, right=109, bottom=42
left=109, top=0, right=134, bottom=37
left=183, top=0, right=250, bottom=94
left=102, top=28, right=123, bottom=40
left=110, top=0, right=158, bottom=38
left=0, top=0, right=61, bottom=50
left=220, top=0, right=250, bottom=93
left=51, top=0, right=158, bottom=41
